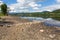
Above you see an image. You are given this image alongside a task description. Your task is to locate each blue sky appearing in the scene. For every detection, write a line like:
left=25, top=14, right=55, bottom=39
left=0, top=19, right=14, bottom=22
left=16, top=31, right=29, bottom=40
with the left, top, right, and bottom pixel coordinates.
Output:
left=1, top=0, right=60, bottom=12
left=2, top=0, right=56, bottom=6
left=2, top=0, right=17, bottom=5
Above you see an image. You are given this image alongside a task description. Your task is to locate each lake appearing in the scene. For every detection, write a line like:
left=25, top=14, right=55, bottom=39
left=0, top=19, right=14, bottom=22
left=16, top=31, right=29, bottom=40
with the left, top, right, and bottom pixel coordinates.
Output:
left=21, top=17, right=46, bottom=21
left=21, top=17, right=60, bottom=27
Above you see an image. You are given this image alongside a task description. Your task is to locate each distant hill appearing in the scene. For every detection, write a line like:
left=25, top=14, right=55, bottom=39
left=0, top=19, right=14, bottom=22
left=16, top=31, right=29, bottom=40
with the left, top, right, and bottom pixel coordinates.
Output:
left=9, top=9, right=60, bottom=21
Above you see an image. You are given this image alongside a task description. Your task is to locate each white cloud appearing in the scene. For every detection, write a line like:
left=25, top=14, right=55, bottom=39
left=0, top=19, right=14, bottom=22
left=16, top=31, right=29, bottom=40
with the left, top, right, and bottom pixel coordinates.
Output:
left=28, top=2, right=41, bottom=10
left=28, top=2, right=41, bottom=7
left=28, top=2, right=38, bottom=7
left=17, top=0, right=45, bottom=3
left=41, top=4, right=60, bottom=12
left=9, top=0, right=60, bottom=12
left=33, top=7, right=39, bottom=9
left=17, top=0, right=25, bottom=4
left=9, top=0, right=43, bottom=13
left=0, top=1, right=3, bottom=5
left=56, top=0, right=60, bottom=3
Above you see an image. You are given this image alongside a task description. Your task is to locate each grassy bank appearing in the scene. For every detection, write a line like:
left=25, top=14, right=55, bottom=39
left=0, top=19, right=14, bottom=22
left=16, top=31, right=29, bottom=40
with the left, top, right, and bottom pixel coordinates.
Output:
left=0, top=13, right=5, bottom=16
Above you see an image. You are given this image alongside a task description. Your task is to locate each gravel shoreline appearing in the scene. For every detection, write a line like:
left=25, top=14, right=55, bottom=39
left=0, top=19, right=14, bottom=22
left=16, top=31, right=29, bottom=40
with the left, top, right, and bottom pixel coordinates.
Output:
left=0, top=16, right=60, bottom=40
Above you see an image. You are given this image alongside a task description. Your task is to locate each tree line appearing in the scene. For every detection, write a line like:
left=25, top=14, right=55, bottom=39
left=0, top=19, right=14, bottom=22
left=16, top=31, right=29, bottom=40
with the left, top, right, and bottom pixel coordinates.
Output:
left=10, top=9, right=60, bottom=20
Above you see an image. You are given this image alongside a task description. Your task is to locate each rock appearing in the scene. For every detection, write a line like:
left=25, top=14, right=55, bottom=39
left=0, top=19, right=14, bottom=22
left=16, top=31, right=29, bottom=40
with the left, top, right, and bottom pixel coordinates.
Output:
left=49, top=34, right=56, bottom=38
left=7, top=25, right=12, bottom=27
left=40, top=29, right=44, bottom=32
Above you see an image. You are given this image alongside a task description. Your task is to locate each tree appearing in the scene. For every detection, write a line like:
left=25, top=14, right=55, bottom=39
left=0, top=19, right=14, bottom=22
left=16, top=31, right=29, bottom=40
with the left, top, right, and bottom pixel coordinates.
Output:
left=1, top=3, right=8, bottom=15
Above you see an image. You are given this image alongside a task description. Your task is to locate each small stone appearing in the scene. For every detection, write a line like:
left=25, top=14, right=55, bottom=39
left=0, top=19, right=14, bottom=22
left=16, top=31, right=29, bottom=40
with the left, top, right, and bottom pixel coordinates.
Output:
left=49, top=34, right=56, bottom=38
left=40, top=29, right=44, bottom=32
left=7, top=25, right=12, bottom=27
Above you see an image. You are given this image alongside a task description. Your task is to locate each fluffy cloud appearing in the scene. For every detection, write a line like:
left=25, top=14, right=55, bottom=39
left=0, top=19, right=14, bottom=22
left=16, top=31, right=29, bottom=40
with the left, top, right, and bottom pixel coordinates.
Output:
left=9, top=0, right=43, bottom=13
left=41, top=0, right=60, bottom=12
left=17, top=0, right=44, bottom=3
left=41, top=4, right=60, bottom=12
left=9, top=0, right=60, bottom=13
left=0, top=1, right=3, bottom=5
left=28, top=2, right=41, bottom=10
left=56, top=0, right=60, bottom=3
left=28, top=2, right=39, bottom=7
left=17, top=0, right=25, bottom=4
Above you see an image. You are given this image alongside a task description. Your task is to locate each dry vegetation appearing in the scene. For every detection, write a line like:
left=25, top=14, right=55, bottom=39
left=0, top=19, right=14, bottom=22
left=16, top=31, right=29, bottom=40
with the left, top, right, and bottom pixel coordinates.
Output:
left=0, top=16, right=60, bottom=40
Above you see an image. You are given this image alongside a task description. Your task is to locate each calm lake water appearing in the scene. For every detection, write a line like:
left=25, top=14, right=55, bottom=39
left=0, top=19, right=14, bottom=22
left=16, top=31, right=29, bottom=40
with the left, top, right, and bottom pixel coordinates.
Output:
left=21, top=17, right=44, bottom=21
left=21, top=17, right=60, bottom=27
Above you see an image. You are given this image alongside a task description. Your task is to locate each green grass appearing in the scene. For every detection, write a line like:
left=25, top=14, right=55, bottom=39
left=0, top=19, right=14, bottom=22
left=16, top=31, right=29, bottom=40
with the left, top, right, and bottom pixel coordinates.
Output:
left=0, top=13, right=5, bottom=16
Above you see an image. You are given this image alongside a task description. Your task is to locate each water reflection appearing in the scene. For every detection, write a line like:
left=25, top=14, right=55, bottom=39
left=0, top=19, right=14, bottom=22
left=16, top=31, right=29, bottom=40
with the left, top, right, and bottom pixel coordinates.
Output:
left=21, top=17, right=60, bottom=27
left=21, top=17, right=44, bottom=21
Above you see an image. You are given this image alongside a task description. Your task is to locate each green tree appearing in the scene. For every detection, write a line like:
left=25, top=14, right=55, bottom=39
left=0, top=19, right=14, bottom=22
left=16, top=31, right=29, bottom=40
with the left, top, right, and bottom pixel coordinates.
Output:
left=1, top=3, right=8, bottom=15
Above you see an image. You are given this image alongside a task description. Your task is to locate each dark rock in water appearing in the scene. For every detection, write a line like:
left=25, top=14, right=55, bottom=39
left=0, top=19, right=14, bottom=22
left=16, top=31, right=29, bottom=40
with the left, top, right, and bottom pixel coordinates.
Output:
left=44, top=20, right=60, bottom=27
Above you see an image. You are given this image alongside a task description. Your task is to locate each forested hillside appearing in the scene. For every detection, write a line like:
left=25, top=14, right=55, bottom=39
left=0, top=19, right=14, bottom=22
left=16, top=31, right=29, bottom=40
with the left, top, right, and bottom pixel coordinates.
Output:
left=10, top=9, right=60, bottom=20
